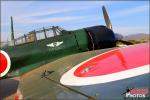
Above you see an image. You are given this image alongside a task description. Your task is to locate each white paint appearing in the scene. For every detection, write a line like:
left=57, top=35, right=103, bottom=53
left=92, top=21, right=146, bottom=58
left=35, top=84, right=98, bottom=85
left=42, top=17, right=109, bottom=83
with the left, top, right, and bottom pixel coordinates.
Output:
left=60, top=44, right=149, bottom=86
left=0, top=50, right=11, bottom=77
left=46, top=41, right=63, bottom=48
left=60, top=65, right=149, bottom=86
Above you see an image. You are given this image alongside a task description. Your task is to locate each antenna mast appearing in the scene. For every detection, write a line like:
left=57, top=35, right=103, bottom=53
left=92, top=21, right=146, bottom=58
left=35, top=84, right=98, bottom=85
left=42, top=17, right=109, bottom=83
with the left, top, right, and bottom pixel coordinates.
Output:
left=10, top=16, right=15, bottom=45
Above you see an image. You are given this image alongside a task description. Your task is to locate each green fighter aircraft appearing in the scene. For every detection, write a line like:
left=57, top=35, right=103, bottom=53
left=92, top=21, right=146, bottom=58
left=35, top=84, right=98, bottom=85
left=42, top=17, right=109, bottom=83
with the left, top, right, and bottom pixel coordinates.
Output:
left=1, top=6, right=119, bottom=77
left=0, top=6, right=149, bottom=100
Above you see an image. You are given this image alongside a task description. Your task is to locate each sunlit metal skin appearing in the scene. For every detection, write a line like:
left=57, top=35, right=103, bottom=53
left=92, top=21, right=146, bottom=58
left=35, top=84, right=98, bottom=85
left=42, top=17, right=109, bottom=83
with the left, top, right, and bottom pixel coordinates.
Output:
left=60, top=43, right=149, bottom=86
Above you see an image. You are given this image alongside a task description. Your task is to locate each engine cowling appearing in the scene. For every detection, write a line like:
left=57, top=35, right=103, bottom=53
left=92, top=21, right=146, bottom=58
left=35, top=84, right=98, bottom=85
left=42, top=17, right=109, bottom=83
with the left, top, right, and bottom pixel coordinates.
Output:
left=85, top=25, right=117, bottom=50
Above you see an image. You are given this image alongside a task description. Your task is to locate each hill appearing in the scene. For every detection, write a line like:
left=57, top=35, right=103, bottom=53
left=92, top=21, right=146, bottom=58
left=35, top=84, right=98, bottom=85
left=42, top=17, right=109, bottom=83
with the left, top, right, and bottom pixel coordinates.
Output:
left=123, top=33, right=149, bottom=41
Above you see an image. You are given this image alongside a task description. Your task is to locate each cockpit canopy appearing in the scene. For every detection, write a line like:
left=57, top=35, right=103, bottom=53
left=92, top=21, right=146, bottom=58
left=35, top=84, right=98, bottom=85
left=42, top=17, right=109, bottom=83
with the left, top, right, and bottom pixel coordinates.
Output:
left=10, top=26, right=65, bottom=46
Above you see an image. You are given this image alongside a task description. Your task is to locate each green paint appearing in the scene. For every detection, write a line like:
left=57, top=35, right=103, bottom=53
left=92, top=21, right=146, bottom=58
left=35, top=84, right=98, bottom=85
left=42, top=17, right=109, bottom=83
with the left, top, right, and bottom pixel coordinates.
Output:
left=2, top=29, right=89, bottom=77
left=18, top=48, right=115, bottom=99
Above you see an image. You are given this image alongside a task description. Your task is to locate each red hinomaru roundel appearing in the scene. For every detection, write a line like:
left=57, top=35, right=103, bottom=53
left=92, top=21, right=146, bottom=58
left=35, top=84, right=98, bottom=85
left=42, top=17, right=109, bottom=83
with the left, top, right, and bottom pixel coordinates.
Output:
left=0, top=50, right=11, bottom=77
left=60, top=43, right=149, bottom=86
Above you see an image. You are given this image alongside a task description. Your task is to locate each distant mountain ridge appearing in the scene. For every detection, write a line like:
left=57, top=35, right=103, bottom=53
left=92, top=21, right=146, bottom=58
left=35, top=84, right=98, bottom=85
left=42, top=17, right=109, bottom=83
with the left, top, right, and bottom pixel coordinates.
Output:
left=123, top=33, right=149, bottom=41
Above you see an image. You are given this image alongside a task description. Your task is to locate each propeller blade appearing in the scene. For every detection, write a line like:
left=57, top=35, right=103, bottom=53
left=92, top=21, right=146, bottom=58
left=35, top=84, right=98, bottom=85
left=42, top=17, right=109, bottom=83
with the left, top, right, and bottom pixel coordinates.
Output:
left=102, top=6, right=113, bottom=30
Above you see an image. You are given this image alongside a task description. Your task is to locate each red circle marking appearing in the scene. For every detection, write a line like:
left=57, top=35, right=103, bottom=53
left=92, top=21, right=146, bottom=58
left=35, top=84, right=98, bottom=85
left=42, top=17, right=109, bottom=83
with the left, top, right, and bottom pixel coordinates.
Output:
left=74, top=43, right=149, bottom=77
left=0, top=50, right=11, bottom=77
left=0, top=53, right=8, bottom=73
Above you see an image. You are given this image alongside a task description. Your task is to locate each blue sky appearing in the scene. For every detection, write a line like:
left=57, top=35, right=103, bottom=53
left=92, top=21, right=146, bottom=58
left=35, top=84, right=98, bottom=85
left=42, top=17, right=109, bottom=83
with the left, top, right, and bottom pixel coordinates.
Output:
left=1, top=1, right=149, bottom=41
